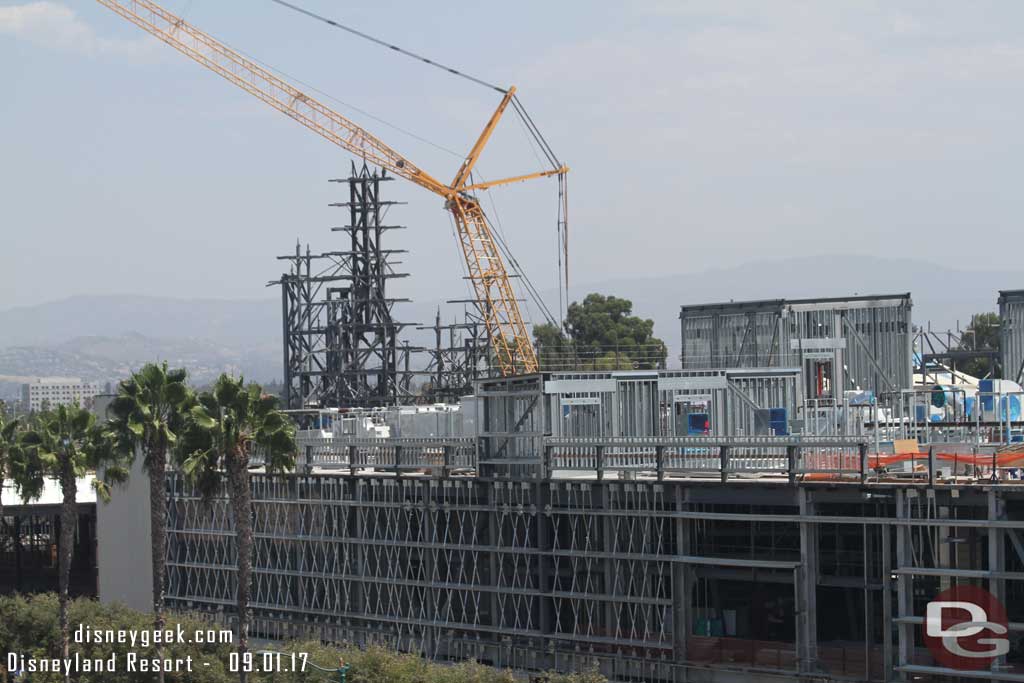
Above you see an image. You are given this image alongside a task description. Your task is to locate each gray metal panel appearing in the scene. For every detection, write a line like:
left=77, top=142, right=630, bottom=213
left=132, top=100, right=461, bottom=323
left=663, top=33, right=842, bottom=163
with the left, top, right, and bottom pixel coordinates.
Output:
left=1000, top=290, right=1024, bottom=383
left=680, top=293, right=912, bottom=395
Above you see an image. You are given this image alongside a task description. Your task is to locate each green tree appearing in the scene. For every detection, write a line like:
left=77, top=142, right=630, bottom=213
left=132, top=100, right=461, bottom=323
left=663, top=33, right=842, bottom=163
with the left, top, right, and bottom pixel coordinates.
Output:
left=534, top=294, right=667, bottom=370
left=106, top=362, right=193, bottom=683
left=0, top=594, right=607, bottom=683
left=19, top=405, right=129, bottom=675
left=533, top=321, right=572, bottom=361
left=0, top=594, right=236, bottom=683
left=956, top=312, right=1000, bottom=378
left=177, top=374, right=297, bottom=683
left=0, top=413, right=22, bottom=526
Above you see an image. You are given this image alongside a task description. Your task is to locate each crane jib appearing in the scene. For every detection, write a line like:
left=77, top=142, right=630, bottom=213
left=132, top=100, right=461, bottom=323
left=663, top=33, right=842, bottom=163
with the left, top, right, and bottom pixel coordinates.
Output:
left=94, top=0, right=565, bottom=375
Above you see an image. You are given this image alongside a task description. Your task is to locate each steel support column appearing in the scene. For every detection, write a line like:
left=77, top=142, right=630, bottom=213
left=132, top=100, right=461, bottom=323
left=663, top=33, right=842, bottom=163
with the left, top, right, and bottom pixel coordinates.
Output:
left=797, top=488, right=819, bottom=674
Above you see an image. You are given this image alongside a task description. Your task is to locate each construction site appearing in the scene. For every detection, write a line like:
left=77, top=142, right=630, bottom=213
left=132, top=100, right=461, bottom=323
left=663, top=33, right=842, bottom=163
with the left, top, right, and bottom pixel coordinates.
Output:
left=76, top=1, right=1024, bottom=682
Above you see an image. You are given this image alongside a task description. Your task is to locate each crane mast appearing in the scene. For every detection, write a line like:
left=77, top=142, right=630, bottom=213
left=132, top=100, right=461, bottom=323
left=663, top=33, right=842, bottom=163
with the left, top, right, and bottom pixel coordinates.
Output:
left=95, top=0, right=568, bottom=375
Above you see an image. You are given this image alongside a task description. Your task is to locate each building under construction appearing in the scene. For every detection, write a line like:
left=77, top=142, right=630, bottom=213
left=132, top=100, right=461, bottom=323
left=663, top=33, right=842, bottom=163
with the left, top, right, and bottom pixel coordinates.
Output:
left=155, top=378, right=1024, bottom=683
left=123, top=291, right=1024, bottom=683
left=680, top=294, right=914, bottom=400
left=83, top=4, right=1024, bottom=682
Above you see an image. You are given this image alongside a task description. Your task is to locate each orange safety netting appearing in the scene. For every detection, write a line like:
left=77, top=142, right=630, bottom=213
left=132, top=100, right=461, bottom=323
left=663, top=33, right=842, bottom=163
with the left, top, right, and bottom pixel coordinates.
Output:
left=799, top=450, right=1024, bottom=480
left=870, top=451, right=1024, bottom=468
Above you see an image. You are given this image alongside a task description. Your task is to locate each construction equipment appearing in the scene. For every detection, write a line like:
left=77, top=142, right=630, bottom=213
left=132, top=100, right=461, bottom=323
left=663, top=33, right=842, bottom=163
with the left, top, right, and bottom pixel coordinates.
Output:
left=95, top=0, right=568, bottom=376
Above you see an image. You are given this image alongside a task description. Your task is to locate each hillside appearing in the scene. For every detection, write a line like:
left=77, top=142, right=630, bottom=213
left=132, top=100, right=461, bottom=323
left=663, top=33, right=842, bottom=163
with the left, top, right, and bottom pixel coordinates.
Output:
left=0, top=255, right=1018, bottom=399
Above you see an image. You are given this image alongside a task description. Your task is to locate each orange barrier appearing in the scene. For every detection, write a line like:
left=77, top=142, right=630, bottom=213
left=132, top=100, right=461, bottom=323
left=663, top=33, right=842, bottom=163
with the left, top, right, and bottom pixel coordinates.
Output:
left=798, top=450, right=1024, bottom=481
left=869, top=451, right=1024, bottom=467
left=802, top=451, right=1024, bottom=470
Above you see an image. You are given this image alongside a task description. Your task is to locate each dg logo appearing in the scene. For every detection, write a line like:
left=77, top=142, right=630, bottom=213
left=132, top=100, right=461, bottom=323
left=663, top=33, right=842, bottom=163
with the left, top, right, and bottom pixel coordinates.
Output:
left=924, top=585, right=1010, bottom=671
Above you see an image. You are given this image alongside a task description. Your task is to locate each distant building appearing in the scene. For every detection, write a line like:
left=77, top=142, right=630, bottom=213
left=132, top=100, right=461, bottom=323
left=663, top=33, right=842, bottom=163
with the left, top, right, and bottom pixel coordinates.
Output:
left=21, top=377, right=100, bottom=413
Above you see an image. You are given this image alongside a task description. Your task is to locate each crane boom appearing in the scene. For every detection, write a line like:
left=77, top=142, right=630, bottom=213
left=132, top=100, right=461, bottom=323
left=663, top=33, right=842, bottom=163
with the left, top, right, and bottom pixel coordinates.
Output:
left=95, top=0, right=569, bottom=375
left=95, top=0, right=449, bottom=195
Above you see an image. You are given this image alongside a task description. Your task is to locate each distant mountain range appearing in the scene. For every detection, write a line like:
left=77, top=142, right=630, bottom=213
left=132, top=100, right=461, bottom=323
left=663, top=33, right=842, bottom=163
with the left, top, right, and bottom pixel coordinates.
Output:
left=0, top=295, right=278, bottom=348
left=0, top=255, right=1019, bottom=399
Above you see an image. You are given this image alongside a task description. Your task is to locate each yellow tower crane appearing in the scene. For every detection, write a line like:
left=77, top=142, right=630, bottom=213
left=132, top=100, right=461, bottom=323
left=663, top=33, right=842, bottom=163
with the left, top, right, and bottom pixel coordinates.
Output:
left=95, top=0, right=568, bottom=376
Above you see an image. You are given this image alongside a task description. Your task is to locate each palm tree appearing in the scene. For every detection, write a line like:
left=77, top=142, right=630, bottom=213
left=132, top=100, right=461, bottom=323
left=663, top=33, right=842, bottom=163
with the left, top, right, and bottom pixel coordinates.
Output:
left=20, top=405, right=129, bottom=673
left=178, top=374, right=296, bottom=683
left=106, top=362, right=191, bottom=683
left=2, top=414, right=51, bottom=594
left=0, top=413, right=21, bottom=525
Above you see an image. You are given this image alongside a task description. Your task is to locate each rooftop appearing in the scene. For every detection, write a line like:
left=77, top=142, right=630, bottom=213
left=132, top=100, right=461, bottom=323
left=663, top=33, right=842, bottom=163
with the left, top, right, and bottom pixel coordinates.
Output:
left=1, top=475, right=97, bottom=508
left=679, top=292, right=913, bottom=316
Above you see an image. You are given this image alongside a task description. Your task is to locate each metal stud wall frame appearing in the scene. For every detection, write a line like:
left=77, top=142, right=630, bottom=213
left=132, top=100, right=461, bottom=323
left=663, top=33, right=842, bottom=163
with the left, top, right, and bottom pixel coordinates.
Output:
left=164, top=471, right=1024, bottom=683
left=1000, top=289, right=1024, bottom=384
left=679, top=294, right=913, bottom=397
left=540, top=369, right=801, bottom=440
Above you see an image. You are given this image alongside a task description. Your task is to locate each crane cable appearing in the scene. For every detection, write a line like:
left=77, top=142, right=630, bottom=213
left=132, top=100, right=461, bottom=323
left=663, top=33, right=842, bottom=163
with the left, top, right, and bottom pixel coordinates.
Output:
left=510, top=95, right=560, bottom=169
left=265, top=0, right=562, bottom=173
left=267, top=0, right=507, bottom=94
left=266, top=0, right=569, bottom=326
left=474, top=172, right=559, bottom=329
left=178, top=5, right=464, bottom=159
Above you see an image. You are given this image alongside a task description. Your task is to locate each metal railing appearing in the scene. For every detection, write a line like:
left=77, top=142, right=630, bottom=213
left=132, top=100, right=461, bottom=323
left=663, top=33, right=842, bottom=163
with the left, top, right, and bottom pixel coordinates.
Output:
left=287, top=431, right=1024, bottom=485
left=535, top=343, right=668, bottom=371
left=543, top=435, right=868, bottom=482
left=294, top=436, right=478, bottom=475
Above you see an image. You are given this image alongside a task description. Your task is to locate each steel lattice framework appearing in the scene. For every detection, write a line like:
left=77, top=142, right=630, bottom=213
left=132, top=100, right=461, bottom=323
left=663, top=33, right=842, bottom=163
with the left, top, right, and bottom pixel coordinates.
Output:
left=272, top=163, right=414, bottom=409
left=418, top=307, right=490, bottom=404
left=163, top=462, right=1024, bottom=682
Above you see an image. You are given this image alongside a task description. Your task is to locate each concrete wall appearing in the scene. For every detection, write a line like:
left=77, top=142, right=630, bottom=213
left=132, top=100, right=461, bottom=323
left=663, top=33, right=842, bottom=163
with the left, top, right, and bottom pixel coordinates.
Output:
left=96, top=455, right=152, bottom=613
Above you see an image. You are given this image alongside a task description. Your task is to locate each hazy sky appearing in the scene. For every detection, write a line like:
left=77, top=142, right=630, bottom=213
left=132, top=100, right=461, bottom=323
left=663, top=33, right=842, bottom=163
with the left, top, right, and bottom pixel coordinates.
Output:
left=1, top=1, right=1023, bottom=315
